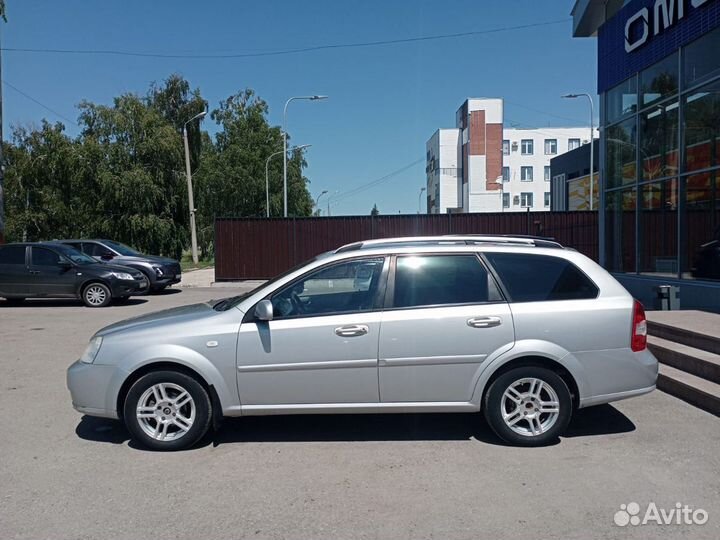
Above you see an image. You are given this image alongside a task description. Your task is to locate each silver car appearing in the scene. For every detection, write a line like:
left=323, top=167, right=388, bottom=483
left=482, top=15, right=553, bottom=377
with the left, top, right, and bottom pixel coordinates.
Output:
left=67, top=236, right=658, bottom=450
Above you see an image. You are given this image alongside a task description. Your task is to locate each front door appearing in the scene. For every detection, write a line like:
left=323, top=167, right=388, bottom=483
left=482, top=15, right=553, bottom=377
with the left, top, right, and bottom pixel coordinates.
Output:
left=27, top=246, right=78, bottom=296
left=378, top=254, right=515, bottom=403
left=236, top=257, right=387, bottom=406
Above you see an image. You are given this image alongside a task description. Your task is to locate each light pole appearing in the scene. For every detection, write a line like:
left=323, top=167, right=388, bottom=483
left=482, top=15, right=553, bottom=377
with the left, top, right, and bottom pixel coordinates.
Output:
left=494, top=176, right=504, bottom=212
left=327, top=190, right=339, bottom=217
left=283, top=95, right=328, bottom=217
left=562, top=93, right=595, bottom=210
left=314, top=190, right=328, bottom=216
left=417, top=187, right=426, bottom=214
left=183, top=110, right=207, bottom=264
left=266, top=144, right=311, bottom=218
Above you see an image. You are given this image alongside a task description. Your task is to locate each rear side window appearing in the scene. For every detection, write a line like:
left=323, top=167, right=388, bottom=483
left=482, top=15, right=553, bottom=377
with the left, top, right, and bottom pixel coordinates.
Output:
left=393, top=254, right=502, bottom=308
left=485, top=252, right=598, bottom=302
left=0, top=246, right=26, bottom=265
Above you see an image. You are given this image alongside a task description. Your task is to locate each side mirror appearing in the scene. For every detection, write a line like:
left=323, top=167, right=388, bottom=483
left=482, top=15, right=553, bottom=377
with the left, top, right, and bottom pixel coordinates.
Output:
left=101, top=251, right=115, bottom=260
left=58, top=260, right=73, bottom=269
left=254, top=299, right=274, bottom=321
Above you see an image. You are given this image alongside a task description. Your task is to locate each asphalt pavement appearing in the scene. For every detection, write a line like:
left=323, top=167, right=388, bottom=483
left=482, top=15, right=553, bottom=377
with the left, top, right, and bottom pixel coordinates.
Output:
left=1, top=288, right=718, bottom=540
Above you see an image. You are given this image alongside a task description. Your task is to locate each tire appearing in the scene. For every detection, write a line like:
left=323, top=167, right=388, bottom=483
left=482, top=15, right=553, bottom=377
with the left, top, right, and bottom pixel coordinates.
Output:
left=81, top=282, right=112, bottom=308
left=483, top=366, right=572, bottom=447
left=3, top=297, right=26, bottom=306
left=123, top=370, right=212, bottom=451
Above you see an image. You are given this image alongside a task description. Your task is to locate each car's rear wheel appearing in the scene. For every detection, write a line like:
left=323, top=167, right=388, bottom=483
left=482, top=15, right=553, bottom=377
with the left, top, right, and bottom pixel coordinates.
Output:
left=123, top=370, right=212, bottom=451
left=484, top=366, right=572, bottom=446
left=82, top=282, right=112, bottom=308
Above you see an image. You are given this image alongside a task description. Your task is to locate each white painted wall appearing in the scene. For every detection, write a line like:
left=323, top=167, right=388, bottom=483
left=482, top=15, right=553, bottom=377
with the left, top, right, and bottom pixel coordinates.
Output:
left=426, top=128, right=460, bottom=213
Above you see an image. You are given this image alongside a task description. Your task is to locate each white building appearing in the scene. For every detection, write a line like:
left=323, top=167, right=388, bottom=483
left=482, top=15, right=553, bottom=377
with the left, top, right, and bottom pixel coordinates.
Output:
left=426, top=98, right=595, bottom=213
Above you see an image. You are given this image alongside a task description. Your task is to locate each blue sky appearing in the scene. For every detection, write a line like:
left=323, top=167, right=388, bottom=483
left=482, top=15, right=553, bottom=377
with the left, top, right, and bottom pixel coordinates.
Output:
left=3, top=0, right=598, bottom=215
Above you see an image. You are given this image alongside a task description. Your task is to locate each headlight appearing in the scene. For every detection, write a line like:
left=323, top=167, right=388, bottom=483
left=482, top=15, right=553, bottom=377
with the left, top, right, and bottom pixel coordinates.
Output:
left=80, top=336, right=103, bottom=364
left=153, top=266, right=164, bottom=277
left=110, top=271, right=134, bottom=280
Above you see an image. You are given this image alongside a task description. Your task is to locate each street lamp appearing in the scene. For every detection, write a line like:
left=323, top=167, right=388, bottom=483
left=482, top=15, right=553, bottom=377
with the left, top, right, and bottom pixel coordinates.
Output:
left=327, top=190, right=340, bottom=217
left=283, top=95, right=328, bottom=217
left=266, top=144, right=311, bottom=218
left=562, top=93, right=595, bottom=210
left=494, top=176, right=504, bottom=212
left=418, top=187, right=426, bottom=214
left=183, top=109, right=207, bottom=264
left=315, top=190, right=329, bottom=215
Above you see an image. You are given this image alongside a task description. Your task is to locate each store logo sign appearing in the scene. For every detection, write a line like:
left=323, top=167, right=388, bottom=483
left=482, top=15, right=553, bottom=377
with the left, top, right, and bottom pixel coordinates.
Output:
left=625, top=0, right=714, bottom=53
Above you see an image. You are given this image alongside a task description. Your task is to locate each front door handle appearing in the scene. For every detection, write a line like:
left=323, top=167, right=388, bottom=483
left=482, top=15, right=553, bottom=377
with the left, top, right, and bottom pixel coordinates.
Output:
left=29, top=270, right=40, bottom=275
left=467, top=316, right=502, bottom=328
left=335, top=324, right=369, bottom=337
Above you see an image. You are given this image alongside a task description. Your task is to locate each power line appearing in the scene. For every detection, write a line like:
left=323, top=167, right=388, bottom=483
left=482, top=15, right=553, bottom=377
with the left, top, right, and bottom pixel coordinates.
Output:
left=3, top=80, right=77, bottom=125
left=0, top=19, right=570, bottom=60
left=332, top=158, right=424, bottom=205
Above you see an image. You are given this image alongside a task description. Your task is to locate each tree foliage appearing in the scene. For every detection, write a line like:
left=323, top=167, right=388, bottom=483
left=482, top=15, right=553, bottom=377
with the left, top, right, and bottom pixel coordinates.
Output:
left=1, top=75, right=313, bottom=258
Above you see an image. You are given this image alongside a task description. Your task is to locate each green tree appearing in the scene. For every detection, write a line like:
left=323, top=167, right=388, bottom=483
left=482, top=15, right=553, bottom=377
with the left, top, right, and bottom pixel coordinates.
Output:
left=370, top=204, right=380, bottom=216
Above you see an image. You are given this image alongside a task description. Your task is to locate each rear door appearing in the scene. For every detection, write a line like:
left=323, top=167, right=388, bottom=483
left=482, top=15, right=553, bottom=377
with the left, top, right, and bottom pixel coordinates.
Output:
left=27, top=246, right=78, bottom=296
left=0, top=246, right=31, bottom=296
left=378, top=254, right=515, bottom=403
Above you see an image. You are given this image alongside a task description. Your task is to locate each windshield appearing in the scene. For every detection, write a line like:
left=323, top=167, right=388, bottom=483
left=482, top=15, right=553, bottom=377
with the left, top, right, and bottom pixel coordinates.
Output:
left=103, top=240, right=141, bottom=256
left=51, top=244, right=97, bottom=265
left=213, top=252, right=333, bottom=311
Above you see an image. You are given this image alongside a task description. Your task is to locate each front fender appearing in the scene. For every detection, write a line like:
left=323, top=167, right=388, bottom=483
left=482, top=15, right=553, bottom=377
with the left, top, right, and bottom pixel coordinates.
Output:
left=469, top=339, right=589, bottom=407
left=106, top=343, right=238, bottom=414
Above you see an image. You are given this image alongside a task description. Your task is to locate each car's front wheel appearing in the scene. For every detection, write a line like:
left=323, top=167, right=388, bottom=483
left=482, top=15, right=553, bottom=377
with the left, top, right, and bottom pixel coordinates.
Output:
left=123, top=370, right=212, bottom=451
left=82, top=282, right=112, bottom=308
left=484, top=366, right=572, bottom=446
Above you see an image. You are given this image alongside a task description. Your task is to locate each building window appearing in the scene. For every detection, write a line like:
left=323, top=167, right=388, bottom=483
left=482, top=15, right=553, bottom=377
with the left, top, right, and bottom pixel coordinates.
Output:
left=606, top=117, right=637, bottom=189
left=605, top=188, right=637, bottom=273
left=521, top=166, right=533, bottom=182
left=520, top=192, right=533, bottom=208
left=544, top=192, right=551, bottom=207
left=684, top=79, right=720, bottom=173
left=502, top=167, right=510, bottom=182
left=607, top=75, right=638, bottom=123
left=640, top=100, right=679, bottom=181
left=639, top=179, right=678, bottom=275
left=502, top=140, right=510, bottom=155
left=544, top=166, right=551, bottom=181
left=640, top=53, right=678, bottom=108
left=544, top=139, right=557, bottom=155
left=682, top=171, right=719, bottom=281
left=503, top=192, right=510, bottom=208
left=568, top=138, right=581, bottom=151
left=521, top=139, right=534, bottom=155
left=683, top=26, right=720, bottom=88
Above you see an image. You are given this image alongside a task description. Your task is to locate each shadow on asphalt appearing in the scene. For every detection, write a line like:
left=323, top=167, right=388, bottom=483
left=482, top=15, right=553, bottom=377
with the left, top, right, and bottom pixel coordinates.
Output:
left=149, top=288, right=182, bottom=296
left=75, top=404, right=635, bottom=451
left=0, top=298, right=148, bottom=308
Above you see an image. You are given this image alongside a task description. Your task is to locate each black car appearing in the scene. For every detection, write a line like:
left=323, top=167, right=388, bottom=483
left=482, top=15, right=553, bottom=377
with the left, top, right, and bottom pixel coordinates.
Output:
left=0, top=242, right=149, bottom=307
left=56, top=239, right=181, bottom=292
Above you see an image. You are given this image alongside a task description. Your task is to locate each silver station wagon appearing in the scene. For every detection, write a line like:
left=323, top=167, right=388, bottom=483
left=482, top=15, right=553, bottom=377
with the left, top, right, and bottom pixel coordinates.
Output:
left=67, top=235, right=658, bottom=450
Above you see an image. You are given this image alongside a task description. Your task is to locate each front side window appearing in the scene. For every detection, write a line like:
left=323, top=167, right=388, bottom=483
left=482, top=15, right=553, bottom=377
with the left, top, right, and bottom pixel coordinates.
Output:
left=521, top=139, right=534, bottom=155
left=544, top=139, right=557, bottom=155
left=271, top=258, right=384, bottom=318
left=520, top=192, right=534, bottom=207
left=83, top=242, right=107, bottom=257
left=393, top=255, right=501, bottom=308
left=485, top=252, right=599, bottom=302
left=31, top=247, right=63, bottom=266
left=568, top=138, right=581, bottom=151
left=521, top=167, right=533, bottom=182
left=502, top=140, right=510, bottom=155
left=0, top=246, right=26, bottom=265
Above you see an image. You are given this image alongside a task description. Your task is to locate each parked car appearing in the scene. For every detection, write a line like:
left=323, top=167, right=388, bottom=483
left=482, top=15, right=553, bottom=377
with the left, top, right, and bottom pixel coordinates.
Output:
left=67, top=235, right=658, bottom=450
left=0, top=242, right=149, bottom=307
left=56, top=239, right=181, bottom=292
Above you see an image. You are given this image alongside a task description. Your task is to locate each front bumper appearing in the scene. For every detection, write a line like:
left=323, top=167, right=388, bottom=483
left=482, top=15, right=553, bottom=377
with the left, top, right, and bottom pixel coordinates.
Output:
left=66, top=360, right=121, bottom=419
left=110, top=278, right=149, bottom=297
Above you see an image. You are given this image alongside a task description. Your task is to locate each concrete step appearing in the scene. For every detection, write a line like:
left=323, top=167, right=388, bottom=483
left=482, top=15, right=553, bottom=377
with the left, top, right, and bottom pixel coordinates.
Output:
left=647, top=312, right=720, bottom=356
left=657, top=364, right=720, bottom=417
left=648, top=336, right=720, bottom=385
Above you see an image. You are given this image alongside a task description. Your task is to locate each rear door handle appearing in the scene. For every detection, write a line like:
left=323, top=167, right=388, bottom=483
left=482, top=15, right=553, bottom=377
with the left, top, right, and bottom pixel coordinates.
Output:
left=335, top=324, right=369, bottom=337
left=29, top=270, right=40, bottom=275
left=467, top=316, right=502, bottom=328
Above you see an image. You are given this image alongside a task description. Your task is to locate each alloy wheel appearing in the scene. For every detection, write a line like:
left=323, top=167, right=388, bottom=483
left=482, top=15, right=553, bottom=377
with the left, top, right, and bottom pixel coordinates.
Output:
left=501, top=377, right=561, bottom=437
left=136, top=382, right=196, bottom=442
left=85, top=285, right=108, bottom=306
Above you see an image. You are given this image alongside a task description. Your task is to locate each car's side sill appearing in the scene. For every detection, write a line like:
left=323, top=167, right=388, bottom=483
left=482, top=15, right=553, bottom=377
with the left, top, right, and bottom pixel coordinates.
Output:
left=224, top=402, right=479, bottom=417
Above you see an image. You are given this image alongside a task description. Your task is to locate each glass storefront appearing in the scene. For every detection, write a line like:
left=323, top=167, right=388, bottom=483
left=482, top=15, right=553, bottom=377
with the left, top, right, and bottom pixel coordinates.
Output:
left=602, top=26, right=720, bottom=283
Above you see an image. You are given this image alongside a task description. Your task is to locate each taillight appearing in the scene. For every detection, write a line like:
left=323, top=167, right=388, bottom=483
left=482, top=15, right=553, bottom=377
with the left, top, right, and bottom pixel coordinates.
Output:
left=631, top=299, right=647, bottom=352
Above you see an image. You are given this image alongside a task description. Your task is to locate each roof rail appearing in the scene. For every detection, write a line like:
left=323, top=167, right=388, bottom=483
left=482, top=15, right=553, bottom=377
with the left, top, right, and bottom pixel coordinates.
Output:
left=335, top=235, right=563, bottom=253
